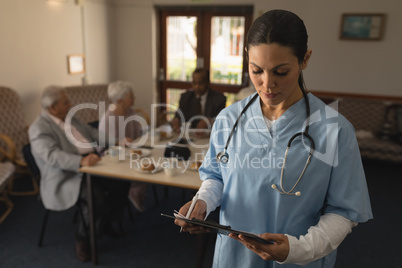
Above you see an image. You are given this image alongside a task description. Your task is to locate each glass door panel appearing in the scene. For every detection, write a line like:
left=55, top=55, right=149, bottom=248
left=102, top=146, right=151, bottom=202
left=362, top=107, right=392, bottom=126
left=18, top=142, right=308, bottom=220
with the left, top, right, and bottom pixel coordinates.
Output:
left=224, top=92, right=237, bottom=107
left=166, top=16, right=197, bottom=81
left=165, top=88, right=186, bottom=122
left=210, top=16, right=245, bottom=85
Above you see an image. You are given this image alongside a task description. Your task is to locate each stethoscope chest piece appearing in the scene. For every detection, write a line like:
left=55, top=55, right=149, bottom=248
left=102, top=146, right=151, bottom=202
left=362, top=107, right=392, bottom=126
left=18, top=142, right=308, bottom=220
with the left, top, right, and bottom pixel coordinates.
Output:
left=216, top=150, right=229, bottom=164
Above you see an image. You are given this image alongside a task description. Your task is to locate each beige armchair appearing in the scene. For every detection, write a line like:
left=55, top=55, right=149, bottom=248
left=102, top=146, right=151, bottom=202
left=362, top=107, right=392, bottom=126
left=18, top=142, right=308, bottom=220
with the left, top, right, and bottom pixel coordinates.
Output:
left=0, top=87, right=38, bottom=195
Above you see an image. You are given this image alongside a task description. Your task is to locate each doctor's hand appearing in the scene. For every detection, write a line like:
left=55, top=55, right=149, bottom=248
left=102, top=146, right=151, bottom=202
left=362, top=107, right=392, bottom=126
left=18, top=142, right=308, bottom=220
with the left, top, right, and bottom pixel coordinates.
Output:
left=229, top=232, right=289, bottom=262
left=174, top=199, right=209, bottom=234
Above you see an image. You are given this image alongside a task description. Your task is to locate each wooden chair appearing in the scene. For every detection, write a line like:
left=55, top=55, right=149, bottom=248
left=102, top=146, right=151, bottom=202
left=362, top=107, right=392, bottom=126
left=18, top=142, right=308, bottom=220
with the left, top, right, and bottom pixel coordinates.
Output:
left=0, top=87, right=38, bottom=196
left=0, top=134, right=16, bottom=223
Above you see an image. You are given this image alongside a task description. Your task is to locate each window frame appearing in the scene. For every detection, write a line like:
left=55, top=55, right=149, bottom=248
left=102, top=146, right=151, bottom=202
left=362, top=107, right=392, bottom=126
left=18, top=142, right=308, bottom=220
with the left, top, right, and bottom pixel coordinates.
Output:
left=157, top=6, right=253, bottom=104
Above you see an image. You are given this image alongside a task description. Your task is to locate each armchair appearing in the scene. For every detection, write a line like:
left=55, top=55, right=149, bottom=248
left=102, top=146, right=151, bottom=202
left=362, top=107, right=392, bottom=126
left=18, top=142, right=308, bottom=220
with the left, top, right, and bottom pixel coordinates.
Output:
left=0, top=87, right=38, bottom=195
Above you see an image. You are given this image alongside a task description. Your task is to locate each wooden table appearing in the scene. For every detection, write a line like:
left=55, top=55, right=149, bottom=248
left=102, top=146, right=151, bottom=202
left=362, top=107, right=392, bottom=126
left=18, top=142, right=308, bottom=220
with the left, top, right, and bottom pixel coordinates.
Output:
left=79, top=136, right=209, bottom=264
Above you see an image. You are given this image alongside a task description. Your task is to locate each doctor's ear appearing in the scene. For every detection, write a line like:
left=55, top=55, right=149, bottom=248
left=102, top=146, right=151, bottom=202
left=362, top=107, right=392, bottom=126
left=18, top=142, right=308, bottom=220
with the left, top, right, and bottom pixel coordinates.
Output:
left=301, top=49, right=312, bottom=70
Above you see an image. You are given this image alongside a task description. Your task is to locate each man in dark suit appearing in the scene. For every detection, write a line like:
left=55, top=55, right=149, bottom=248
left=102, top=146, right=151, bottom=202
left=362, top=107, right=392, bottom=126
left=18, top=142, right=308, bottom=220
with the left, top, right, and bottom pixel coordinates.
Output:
left=171, top=68, right=226, bottom=132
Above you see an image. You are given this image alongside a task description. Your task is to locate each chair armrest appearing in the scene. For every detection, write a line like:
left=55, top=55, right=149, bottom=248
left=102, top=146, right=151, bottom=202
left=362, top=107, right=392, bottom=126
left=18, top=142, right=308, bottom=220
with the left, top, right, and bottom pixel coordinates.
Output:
left=0, top=134, right=17, bottom=163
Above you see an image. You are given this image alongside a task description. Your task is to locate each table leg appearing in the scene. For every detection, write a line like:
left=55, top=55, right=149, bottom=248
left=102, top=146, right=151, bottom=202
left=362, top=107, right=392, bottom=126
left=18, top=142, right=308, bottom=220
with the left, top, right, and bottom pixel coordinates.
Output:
left=86, top=173, right=98, bottom=265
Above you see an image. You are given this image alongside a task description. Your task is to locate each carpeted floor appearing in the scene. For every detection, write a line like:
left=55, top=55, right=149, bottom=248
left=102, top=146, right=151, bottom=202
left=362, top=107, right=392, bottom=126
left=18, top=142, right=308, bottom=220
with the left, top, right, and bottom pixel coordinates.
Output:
left=0, top=159, right=400, bottom=267
left=0, top=185, right=215, bottom=268
left=335, top=159, right=402, bottom=267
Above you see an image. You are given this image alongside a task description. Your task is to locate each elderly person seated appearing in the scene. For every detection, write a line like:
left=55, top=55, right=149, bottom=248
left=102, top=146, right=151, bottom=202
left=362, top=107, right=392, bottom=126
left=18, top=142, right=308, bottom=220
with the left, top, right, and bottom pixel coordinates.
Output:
left=171, top=68, right=226, bottom=133
left=29, top=86, right=130, bottom=262
left=99, top=81, right=148, bottom=212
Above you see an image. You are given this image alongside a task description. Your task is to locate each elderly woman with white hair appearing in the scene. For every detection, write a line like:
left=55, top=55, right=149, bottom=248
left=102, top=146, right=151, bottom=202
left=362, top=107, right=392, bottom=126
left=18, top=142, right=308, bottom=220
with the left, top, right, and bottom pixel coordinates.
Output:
left=99, top=81, right=143, bottom=142
left=99, top=81, right=148, bottom=212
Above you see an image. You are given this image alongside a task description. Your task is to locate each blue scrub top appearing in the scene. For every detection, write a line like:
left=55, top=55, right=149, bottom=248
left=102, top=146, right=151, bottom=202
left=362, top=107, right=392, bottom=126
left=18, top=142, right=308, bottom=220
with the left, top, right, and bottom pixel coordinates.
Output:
left=199, top=93, right=373, bottom=268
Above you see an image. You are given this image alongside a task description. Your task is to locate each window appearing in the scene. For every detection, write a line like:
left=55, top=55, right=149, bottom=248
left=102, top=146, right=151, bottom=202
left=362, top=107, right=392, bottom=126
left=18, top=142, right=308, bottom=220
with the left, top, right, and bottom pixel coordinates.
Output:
left=210, top=16, right=245, bottom=85
left=157, top=6, right=253, bottom=122
left=166, top=16, right=197, bottom=81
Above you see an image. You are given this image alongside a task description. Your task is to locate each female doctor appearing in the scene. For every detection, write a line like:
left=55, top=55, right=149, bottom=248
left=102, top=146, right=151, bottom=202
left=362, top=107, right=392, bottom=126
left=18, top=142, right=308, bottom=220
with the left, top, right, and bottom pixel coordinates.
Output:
left=175, top=9, right=372, bottom=267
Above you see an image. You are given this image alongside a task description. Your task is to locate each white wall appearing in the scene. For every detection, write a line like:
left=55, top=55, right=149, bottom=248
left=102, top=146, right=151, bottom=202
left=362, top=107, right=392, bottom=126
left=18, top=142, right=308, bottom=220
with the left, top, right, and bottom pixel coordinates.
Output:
left=0, top=0, right=111, bottom=124
left=0, top=0, right=401, bottom=125
left=111, top=1, right=156, bottom=121
left=276, top=0, right=402, bottom=96
left=85, top=0, right=113, bottom=85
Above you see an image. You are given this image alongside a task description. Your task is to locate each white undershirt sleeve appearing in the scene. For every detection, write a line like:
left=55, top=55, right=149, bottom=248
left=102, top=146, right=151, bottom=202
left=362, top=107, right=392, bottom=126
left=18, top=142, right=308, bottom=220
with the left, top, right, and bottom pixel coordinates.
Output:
left=279, top=213, right=358, bottom=266
left=197, top=179, right=223, bottom=218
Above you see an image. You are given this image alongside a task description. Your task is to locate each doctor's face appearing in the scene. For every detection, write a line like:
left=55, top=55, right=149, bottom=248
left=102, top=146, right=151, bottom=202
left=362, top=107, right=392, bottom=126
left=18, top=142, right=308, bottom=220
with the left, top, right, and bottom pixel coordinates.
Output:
left=248, top=43, right=310, bottom=110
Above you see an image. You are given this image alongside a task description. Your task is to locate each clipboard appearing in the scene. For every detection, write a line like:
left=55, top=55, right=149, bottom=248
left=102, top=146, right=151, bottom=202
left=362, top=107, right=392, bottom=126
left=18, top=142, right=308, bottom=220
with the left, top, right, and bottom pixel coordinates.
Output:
left=161, top=213, right=274, bottom=245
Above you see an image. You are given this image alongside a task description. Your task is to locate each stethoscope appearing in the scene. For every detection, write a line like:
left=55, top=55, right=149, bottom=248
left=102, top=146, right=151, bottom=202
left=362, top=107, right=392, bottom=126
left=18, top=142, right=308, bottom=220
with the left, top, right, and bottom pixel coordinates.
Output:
left=216, top=91, right=315, bottom=196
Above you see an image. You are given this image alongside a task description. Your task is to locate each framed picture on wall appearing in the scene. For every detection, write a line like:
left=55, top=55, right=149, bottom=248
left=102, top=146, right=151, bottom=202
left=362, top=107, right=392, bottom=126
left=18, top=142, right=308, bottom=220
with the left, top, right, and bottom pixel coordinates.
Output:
left=67, top=54, right=86, bottom=74
left=340, top=13, right=385, bottom=40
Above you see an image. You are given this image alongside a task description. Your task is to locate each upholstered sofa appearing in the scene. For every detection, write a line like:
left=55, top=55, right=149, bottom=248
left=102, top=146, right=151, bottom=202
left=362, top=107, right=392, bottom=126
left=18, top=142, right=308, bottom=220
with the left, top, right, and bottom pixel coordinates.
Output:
left=311, top=91, right=402, bottom=163
left=64, top=84, right=150, bottom=127
left=64, top=84, right=110, bottom=126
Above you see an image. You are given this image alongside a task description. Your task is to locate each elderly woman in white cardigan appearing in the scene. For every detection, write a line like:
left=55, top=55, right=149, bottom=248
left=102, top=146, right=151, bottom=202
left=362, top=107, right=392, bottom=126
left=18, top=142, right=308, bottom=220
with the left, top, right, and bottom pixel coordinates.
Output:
left=99, top=81, right=148, bottom=212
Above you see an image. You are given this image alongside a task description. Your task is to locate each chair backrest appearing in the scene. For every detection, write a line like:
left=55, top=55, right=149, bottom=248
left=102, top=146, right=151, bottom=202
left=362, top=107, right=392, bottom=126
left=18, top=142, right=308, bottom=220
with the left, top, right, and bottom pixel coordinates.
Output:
left=64, top=85, right=150, bottom=132
left=0, top=87, right=29, bottom=165
left=134, top=108, right=151, bottom=126
left=22, top=144, right=40, bottom=184
left=64, top=84, right=110, bottom=125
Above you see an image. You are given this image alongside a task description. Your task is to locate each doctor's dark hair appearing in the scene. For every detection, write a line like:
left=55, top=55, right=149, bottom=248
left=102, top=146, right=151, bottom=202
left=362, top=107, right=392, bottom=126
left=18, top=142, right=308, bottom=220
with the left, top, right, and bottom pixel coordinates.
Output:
left=246, top=9, right=308, bottom=91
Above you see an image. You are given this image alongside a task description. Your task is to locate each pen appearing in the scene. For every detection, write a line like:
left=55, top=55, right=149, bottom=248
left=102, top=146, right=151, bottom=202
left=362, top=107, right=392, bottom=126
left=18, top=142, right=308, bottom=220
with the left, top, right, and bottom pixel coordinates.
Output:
left=139, top=145, right=154, bottom=149
left=180, top=192, right=199, bottom=233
